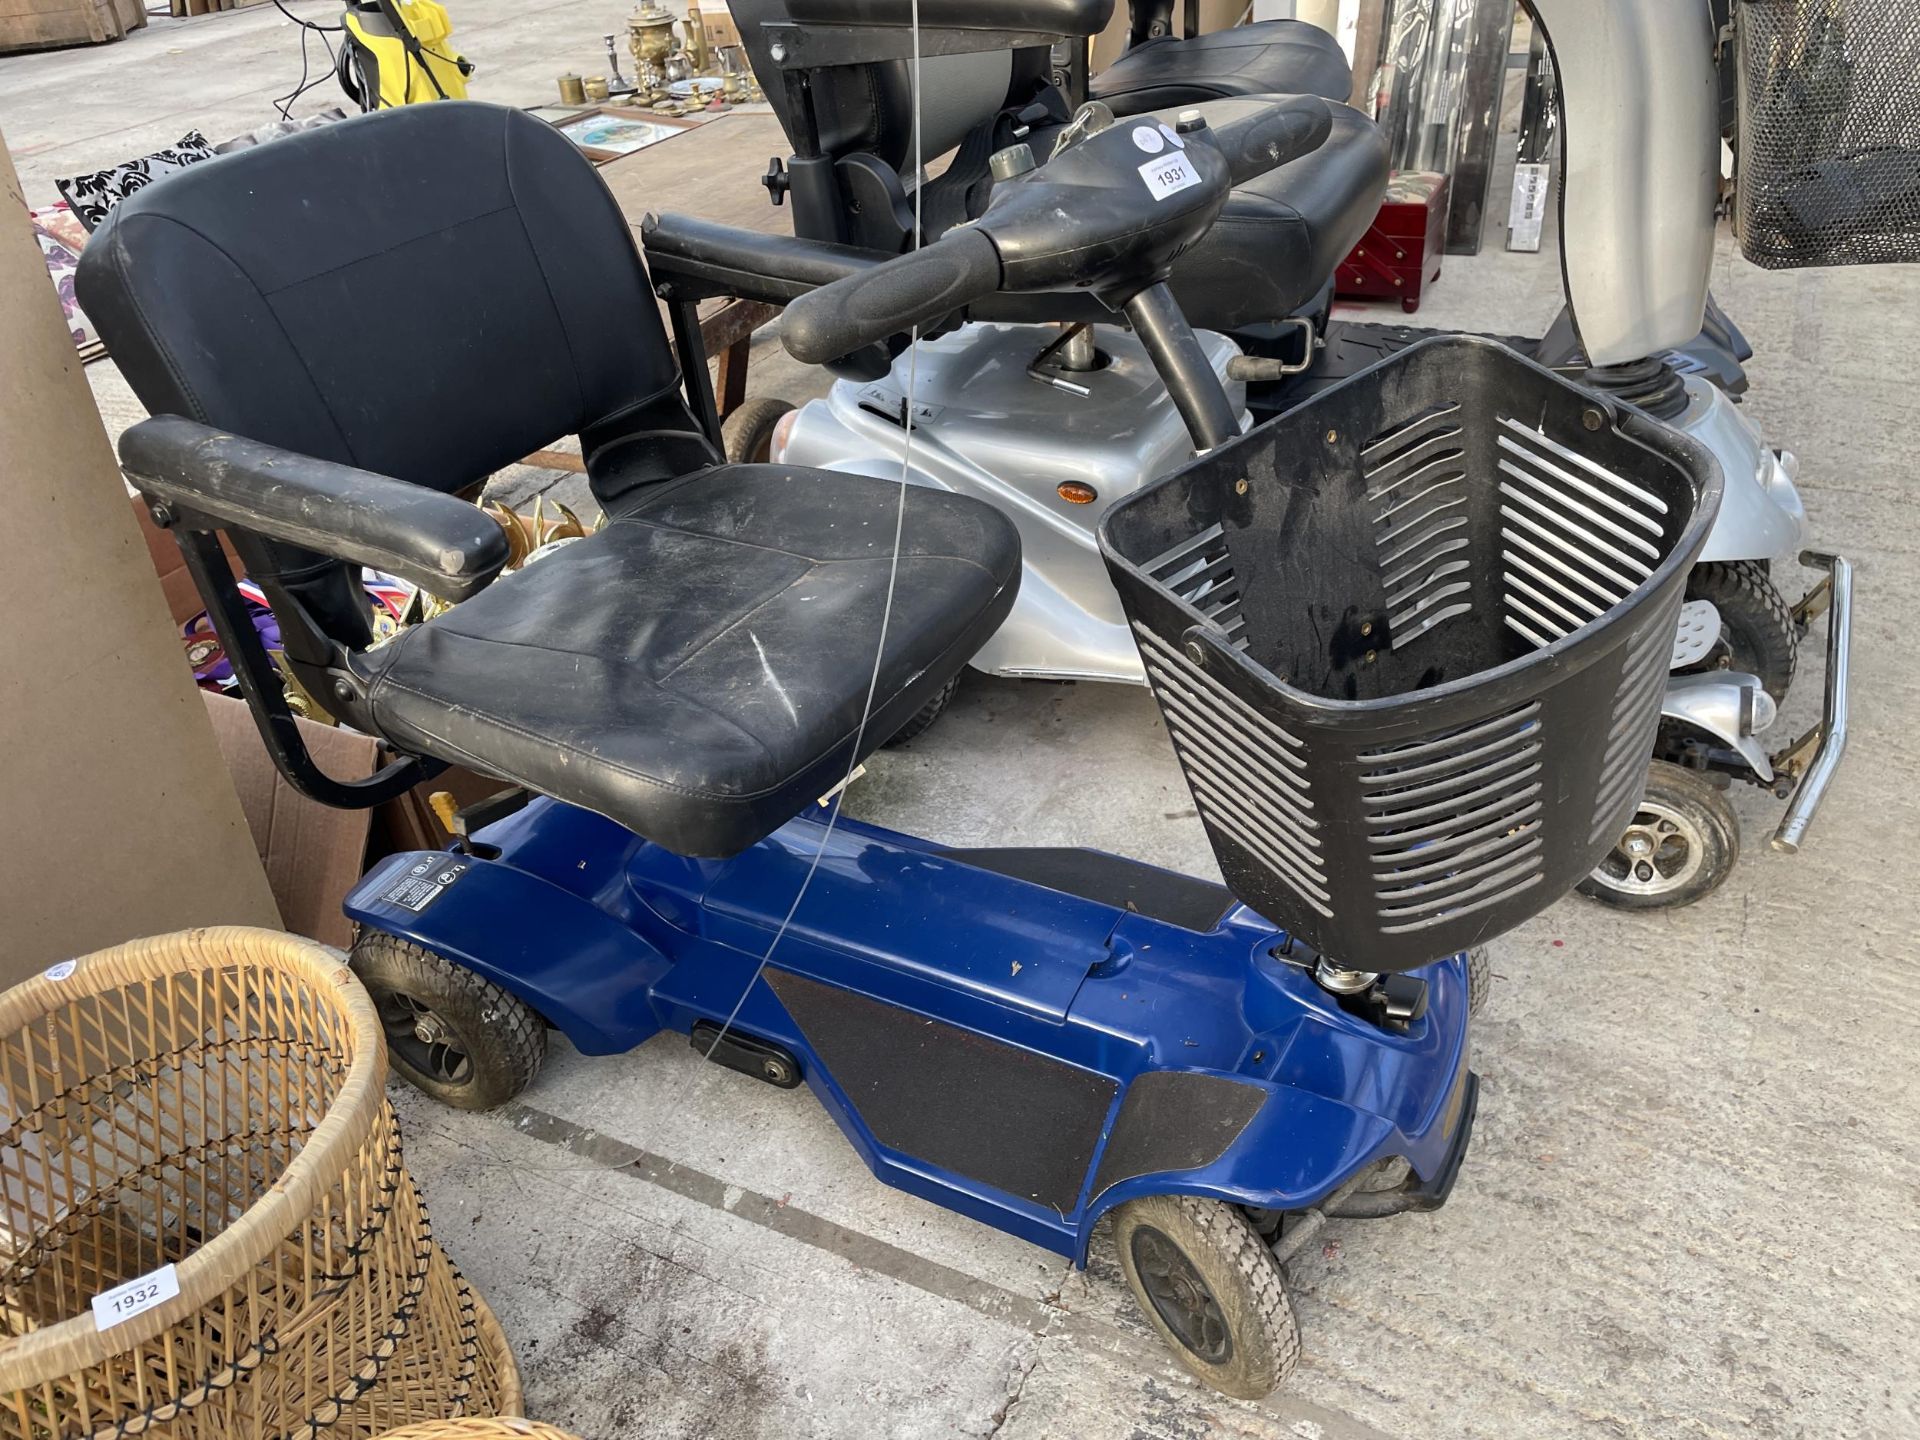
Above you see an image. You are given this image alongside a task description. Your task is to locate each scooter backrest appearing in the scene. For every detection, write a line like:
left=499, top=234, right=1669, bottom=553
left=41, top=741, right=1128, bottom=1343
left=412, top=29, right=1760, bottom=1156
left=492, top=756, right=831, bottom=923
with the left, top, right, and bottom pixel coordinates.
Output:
left=76, top=102, right=700, bottom=643
left=729, top=0, right=1107, bottom=173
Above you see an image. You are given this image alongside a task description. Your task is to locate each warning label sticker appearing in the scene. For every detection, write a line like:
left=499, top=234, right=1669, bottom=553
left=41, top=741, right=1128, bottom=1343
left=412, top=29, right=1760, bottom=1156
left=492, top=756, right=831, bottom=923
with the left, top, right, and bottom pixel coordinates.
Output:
left=379, top=857, right=470, bottom=913
left=1506, top=162, right=1551, bottom=253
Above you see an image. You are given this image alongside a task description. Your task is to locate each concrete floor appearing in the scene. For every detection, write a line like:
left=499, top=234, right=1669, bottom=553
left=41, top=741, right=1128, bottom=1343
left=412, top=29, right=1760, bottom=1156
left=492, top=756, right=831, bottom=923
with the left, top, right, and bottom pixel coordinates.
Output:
left=0, top=0, right=704, bottom=207
left=6, top=10, right=1919, bottom=1438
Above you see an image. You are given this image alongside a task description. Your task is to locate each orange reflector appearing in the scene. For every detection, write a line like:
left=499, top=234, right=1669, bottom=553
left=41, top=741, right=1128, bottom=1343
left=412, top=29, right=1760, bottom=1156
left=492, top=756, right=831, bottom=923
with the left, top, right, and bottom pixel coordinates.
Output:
left=768, top=407, right=800, bottom=463
left=1057, top=481, right=1098, bottom=505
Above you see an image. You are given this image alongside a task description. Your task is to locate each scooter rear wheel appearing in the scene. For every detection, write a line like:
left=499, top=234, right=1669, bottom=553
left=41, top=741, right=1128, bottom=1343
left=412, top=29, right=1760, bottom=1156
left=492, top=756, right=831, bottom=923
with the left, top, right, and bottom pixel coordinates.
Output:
left=1686, top=560, right=1798, bottom=701
left=1111, top=1193, right=1300, bottom=1399
left=721, top=396, right=797, bottom=464
left=351, top=933, right=547, bottom=1110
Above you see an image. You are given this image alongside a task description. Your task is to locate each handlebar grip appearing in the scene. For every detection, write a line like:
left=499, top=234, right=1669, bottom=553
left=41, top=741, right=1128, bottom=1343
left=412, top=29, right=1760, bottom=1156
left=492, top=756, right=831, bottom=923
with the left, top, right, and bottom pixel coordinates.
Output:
left=781, top=227, right=1004, bottom=364
left=1213, top=95, right=1334, bottom=188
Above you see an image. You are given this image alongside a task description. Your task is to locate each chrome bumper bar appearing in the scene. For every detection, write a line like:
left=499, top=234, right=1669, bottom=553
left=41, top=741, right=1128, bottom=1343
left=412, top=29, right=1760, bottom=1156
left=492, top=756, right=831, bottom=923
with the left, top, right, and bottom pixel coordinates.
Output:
left=1771, top=550, right=1853, bottom=854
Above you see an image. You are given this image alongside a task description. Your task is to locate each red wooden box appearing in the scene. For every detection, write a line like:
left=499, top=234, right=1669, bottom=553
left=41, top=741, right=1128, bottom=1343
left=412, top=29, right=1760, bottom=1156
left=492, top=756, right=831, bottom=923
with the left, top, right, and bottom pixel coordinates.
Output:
left=1336, top=170, right=1448, bottom=314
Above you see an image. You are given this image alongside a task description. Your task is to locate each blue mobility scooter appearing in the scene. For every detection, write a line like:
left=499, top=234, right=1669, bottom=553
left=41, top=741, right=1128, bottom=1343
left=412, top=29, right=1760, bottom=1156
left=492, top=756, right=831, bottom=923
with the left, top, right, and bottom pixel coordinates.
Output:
left=82, top=82, right=1719, bottom=1395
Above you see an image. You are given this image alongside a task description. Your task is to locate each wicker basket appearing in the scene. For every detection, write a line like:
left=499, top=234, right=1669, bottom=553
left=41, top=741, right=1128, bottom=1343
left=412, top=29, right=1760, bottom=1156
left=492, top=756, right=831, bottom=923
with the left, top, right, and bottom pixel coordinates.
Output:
left=273, top=1176, right=524, bottom=1438
left=375, top=1420, right=576, bottom=1440
left=0, top=927, right=520, bottom=1439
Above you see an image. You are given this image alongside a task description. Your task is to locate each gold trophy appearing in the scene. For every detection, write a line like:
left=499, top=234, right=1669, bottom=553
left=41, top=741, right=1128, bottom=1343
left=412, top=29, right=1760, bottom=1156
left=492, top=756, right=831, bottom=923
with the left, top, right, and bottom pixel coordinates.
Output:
left=626, top=3, right=678, bottom=102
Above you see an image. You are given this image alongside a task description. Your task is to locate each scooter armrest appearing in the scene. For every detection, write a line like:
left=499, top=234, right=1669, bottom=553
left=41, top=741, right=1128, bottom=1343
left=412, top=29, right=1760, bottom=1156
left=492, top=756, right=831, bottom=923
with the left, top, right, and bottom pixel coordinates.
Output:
left=120, top=416, right=509, bottom=601
left=642, top=213, right=886, bottom=305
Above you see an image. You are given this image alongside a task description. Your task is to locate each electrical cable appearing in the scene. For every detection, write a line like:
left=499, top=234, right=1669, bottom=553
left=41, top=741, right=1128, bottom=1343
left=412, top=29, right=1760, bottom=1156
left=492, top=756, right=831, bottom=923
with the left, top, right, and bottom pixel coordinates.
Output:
left=274, top=25, right=316, bottom=120
left=270, top=0, right=345, bottom=120
left=271, top=0, right=341, bottom=27
left=684, top=0, right=927, bottom=1084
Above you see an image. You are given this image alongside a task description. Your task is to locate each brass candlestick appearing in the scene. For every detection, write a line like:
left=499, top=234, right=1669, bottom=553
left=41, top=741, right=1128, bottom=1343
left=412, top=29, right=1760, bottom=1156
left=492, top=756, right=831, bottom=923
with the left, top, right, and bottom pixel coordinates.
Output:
left=603, top=33, right=634, bottom=96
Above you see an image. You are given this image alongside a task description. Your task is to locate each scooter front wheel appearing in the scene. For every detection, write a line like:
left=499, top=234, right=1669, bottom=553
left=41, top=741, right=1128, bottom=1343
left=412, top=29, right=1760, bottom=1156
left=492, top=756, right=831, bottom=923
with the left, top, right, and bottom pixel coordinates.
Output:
left=351, top=934, right=547, bottom=1110
left=1111, top=1193, right=1300, bottom=1399
left=1577, top=762, right=1739, bottom=910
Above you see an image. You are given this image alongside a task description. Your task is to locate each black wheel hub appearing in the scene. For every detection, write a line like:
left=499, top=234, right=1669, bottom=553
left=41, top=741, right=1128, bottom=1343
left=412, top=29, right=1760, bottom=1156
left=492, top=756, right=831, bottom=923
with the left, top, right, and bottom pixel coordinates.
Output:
left=1131, top=1225, right=1233, bottom=1364
left=375, top=990, right=474, bottom=1086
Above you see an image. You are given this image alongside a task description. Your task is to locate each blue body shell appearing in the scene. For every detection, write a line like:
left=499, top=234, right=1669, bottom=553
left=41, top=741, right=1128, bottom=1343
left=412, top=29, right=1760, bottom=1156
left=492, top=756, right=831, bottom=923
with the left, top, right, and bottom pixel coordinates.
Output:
left=347, top=798, right=1473, bottom=1263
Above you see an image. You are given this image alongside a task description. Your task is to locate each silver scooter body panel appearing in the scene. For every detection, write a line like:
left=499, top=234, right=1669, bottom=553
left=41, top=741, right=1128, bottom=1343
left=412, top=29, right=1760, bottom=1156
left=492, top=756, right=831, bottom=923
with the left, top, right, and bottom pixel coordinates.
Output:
left=1528, top=0, right=1720, bottom=365
left=778, top=322, right=1247, bottom=684
left=1671, top=375, right=1807, bottom=562
left=1660, top=672, right=1777, bottom=782
left=782, top=333, right=1806, bottom=688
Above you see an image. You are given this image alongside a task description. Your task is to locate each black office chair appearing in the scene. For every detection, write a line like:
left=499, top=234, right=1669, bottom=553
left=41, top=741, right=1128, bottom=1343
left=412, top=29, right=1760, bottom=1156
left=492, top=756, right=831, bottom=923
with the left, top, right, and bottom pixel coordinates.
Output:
left=77, top=102, right=1020, bottom=857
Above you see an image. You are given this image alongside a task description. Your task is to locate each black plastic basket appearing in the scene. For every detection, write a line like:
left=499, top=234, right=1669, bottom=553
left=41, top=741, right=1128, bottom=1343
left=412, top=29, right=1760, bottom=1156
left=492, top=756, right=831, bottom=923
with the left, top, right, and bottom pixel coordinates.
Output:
left=1100, top=337, right=1723, bottom=971
left=1736, top=0, right=1920, bottom=268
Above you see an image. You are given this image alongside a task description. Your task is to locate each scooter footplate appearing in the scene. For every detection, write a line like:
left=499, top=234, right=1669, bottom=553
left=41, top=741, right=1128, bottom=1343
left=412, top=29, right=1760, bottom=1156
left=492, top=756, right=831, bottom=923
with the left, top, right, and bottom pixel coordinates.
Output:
left=1089, top=1070, right=1267, bottom=1199
left=768, top=970, right=1117, bottom=1215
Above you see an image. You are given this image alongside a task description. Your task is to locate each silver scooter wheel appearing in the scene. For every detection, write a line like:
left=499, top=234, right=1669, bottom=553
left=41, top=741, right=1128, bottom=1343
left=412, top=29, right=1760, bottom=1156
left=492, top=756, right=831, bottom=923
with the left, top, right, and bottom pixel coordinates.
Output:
left=1577, top=761, right=1740, bottom=910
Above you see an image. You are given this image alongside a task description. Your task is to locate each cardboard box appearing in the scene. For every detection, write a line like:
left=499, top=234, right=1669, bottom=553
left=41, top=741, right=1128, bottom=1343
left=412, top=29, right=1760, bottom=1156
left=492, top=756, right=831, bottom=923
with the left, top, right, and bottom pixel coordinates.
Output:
left=1, top=130, right=277, bottom=979
left=200, top=692, right=507, bottom=948
left=702, top=4, right=741, bottom=50
left=201, top=691, right=378, bottom=948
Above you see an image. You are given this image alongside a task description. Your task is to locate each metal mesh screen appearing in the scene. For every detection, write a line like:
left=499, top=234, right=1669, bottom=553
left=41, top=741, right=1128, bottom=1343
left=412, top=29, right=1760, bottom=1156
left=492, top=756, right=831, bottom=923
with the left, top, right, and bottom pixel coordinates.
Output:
left=1736, top=0, right=1920, bottom=269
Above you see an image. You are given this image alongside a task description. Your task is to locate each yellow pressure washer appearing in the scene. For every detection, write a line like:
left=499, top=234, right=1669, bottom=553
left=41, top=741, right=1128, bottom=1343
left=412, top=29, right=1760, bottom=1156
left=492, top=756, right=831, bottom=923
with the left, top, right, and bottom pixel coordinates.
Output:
left=337, top=0, right=472, bottom=110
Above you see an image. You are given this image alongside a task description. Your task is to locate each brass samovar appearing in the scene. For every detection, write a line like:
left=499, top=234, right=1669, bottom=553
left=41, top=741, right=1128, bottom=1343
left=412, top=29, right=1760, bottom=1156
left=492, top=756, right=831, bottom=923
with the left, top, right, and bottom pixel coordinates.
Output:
left=626, top=3, right=678, bottom=101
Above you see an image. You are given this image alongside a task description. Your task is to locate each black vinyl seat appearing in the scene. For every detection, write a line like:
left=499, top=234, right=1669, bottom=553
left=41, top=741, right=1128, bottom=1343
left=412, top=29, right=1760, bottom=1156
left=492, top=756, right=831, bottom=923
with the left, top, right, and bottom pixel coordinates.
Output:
left=77, top=101, right=1019, bottom=856
left=1165, top=98, right=1387, bottom=325
left=1091, top=20, right=1354, bottom=114
left=353, top=465, right=1018, bottom=856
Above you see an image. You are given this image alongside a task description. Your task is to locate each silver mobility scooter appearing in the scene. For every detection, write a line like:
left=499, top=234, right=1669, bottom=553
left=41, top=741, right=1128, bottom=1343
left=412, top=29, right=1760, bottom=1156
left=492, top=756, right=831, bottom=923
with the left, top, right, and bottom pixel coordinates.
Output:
left=645, top=0, right=1854, bottom=909
left=85, top=56, right=1719, bottom=1392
